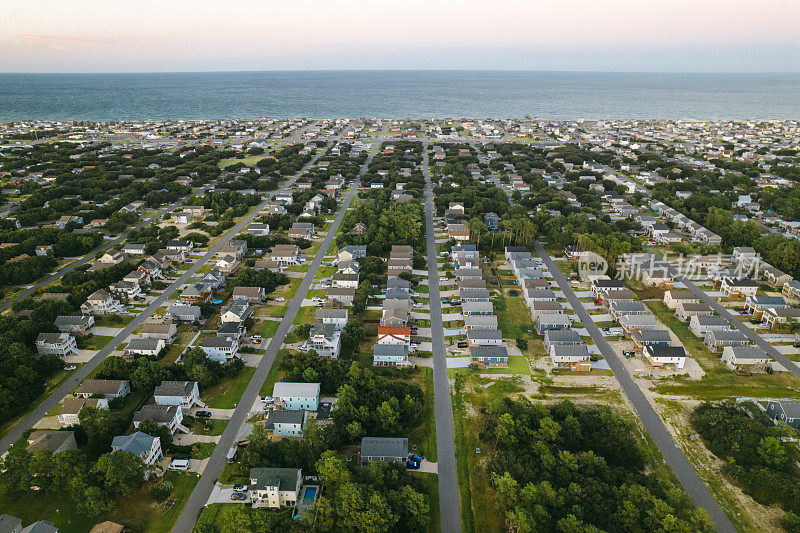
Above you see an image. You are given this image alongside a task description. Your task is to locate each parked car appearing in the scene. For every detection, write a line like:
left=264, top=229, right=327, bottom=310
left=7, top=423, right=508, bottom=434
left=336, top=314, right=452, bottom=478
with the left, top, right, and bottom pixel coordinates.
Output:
left=233, top=484, right=248, bottom=491
left=231, top=492, right=247, bottom=501
left=169, top=458, right=190, bottom=471
left=196, top=410, right=212, bottom=418
left=275, top=297, right=286, bottom=302
left=408, top=454, right=422, bottom=463
left=407, top=460, right=420, bottom=470
left=64, top=365, right=77, bottom=371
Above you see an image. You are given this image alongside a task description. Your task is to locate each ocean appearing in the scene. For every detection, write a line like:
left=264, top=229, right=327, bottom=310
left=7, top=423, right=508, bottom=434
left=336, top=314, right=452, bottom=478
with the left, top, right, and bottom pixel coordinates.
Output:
left=1, top=70, right=799, bottom=121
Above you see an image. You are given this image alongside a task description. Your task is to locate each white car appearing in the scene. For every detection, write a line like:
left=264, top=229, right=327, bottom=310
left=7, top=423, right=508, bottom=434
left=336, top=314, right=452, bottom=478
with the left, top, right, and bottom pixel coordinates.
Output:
left=275, top=297, right=286, bottom=302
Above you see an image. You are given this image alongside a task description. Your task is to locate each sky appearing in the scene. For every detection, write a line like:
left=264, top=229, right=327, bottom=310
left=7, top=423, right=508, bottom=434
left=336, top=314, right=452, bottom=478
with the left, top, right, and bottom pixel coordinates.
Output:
left=1, top=0, right=799, bottom=73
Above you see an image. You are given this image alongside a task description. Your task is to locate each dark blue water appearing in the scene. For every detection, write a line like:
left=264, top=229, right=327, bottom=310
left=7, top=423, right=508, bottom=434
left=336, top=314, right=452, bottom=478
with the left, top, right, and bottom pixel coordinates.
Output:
left=1, top=71, right=799, bottom=120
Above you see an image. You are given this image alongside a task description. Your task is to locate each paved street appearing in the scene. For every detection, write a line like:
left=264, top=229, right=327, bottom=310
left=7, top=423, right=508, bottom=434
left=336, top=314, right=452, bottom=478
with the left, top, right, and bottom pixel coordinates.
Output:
left=0, top=140, right=330, bottom=456
left=172, top=133, right=384, bottom=532
left=535, top=242, right=736, bottom=533
left=422, top=143, right=461, bottom=533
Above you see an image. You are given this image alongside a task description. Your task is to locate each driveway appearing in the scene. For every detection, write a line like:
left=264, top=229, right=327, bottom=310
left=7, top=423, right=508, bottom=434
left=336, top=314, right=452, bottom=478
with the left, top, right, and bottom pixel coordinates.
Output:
left=206, top=483, right=252, bottom=505
left=189, top=407, right=234, bottom=419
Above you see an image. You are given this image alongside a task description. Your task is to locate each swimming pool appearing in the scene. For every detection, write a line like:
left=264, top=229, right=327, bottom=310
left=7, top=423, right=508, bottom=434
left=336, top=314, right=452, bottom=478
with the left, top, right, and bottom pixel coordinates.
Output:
left=302, top=486, right=317, bottom=501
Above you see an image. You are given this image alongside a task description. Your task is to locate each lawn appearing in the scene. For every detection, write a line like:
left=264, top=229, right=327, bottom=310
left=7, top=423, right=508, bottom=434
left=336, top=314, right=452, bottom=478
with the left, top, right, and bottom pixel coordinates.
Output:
left=273, top=277, right=301, bottom=299
left=203, top=366, right=257, bottom=409
left=196, top=504, right=292, bottom=530
left=259, top=350, right=288, bottom=396
left=218, top=154, right=271, bottom=168
left=493, top=291, right=534, bottom=339
left=191, top=442, right=217, bottom=459
left=191, top=417, right=228, bottom=436
left=315, top=265, right=336, bottom=279
left=404, top=367, right=438, bottom=462
left=292, top=305, right=317, bottom=325
left=255, top=319, right=280, bottom=338
left=77, top=334, right=114, bottom=350
left=0, top=471, right=198, bottom=533
left=93, top=314, right=136, bottom=327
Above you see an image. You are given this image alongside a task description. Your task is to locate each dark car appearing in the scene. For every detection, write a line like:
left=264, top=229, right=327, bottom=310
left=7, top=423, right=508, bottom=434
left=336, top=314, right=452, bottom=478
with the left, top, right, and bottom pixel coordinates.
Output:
left=407, top=461, right=420, bottom=470
left=230, top=492, right=247, bottom=501
left=408, top=454, right=422, bottom=463
left=457, top=341, right=468, bottom=348
left=233, top=484, right=248, bottom=492
left=196, top=410, right=212, bottom=418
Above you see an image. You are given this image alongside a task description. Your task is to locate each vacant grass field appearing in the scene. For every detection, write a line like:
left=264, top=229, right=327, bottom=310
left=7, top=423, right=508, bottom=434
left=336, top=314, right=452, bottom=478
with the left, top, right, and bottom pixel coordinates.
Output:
left=203, top=367, right=257, bottom=409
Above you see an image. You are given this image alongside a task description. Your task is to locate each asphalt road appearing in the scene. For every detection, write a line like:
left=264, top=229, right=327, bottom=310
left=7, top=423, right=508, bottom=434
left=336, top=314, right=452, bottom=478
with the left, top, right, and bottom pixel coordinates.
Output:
left=0, top=142, right=330, bottom=456
left=652, top=251, right=800, bottom=380
left=422, top=143, right=462, bottom=533
left=535, top=242, right=737, bottom=533
left=172, top=135, right=384, bottom=532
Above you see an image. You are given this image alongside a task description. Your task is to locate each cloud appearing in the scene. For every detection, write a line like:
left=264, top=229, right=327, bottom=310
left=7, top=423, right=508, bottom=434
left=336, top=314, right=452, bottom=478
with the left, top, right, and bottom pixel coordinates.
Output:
left=17, top=34, right=116, bottom=47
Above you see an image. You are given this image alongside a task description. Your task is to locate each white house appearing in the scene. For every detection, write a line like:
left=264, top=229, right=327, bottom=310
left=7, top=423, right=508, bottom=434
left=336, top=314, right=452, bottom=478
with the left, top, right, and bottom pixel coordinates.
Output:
left=272, top=382, right=320, bottom=411
left=111, top=431, right=163, bottom=469
left=35, top=333, right=78, bottom=357
left=154, top=381, right=205, bottom=408
left=81, top=289, right=124, bottom=315
left=249, top=468, right=303, bottom=508
left=549, top=344, right=591, bottom=370
left=304, top=323, right=341, bottom=359
left=201, top=337, right=239, bottom=362
left=721, top=345, right=771, bottom=372
left=643, top=345, right=687, bottom=369
left=133, top=404, right=188, bottom=434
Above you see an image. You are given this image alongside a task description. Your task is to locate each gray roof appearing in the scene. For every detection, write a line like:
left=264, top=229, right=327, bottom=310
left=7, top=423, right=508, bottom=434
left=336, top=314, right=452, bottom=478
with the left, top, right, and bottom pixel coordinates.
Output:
left=309, top=323, right=336, bottom=338
left=361, top=436, right=408, bottom=458
left=133, top=404, right=179, bottom=424
left=771, top=400, right=800, bottom=419
left=272, top=382, right=320, bottom=399
left=315, top=308, right=348, bottom=319
left=250, top=467, right=301, bottom=491
left=372, top=344, right=409, bottom=357
left=726, top=345, right=770, bottom=361
left=267, top=409, right=306, bottom=425
left=112, top=431, right=159, bottom=457
left=469, top=345, right=509, bottom=358
left=646, top=345, right=687, bottom=359
left=203, top=336, right=236, bottom=348
left=631, top=329, right=672, bottom=343
left=693, top=315, right=730, bottom=326
left=26, top=430, right=75, bottom=453
left=54, top=315, right=92, bottom=327
left=20, top=522, right=57, bottom=533
left=0, top=515, right=22, bottom=533
left=537, top=314, right=572, bottom=325
left=466, top=329, right=502, bottom=341
left=543, top=330, right=582, bottom=344
left=126, top=337, right=163, bottom=351
left=76, top=379, right=128, bottom=396
left=550, top=344, right=590, bottom=357
left=707, top=329, right=749, bottom=342
left=154, top=381, right=196, bottom=397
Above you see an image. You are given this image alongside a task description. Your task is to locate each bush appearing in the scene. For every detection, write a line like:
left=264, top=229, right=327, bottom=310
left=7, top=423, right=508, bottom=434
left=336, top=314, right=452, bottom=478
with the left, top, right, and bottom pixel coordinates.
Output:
left=150, top=480, right=174, bottom=501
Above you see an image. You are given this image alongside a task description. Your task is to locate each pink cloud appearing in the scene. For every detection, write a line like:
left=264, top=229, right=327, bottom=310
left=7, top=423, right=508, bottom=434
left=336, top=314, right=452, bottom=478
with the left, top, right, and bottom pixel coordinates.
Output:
left=18, top=34, right=115, bottom=47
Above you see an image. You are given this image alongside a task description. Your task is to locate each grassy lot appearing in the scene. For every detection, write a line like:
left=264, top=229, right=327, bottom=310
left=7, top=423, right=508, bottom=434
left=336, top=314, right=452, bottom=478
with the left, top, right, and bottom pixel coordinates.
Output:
left=196, top=504, right=292, bottom=530
left=646, top=299, right=800, bottom=400
left=203, top=367, right=257, bottom=409
left=191, top=442, right=217, bottom=459
left=314, top=265, right=336, bottom=279
left=273, top=278, right=301, bottom=299
left=292, top=305, right=317, bottom=325
left=0, top=471, right=198, bottom=533
left=259, top=350, right=288, bottom=396
left=254, top=319, right=280, bottom=339
left=94, top=314, right=136, bottom=327
left=219, top=155, right=271, bottom=168
left=159, top=328, right=197, bottom=366
left=493, top=290, right=534, bottom=339
left=191, top=417, right=228, bottom=436
left=456, top=355, right=531, bottom=376
left=77, top=334, right=114, bottom=350
left=404, top=367, right=438, bottom=462
left=305, top=288, right=326, bottom=299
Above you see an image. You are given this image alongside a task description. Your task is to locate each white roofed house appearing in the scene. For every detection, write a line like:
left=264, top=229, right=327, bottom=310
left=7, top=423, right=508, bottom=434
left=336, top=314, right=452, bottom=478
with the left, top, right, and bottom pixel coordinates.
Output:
left=81, top=289, right=124, bottom=315
left=675, top=302, right=713, bottom=322
left=35, top=332, right=78, bottom=357
left=125, top=337, right=166, bottom=358
left=215, top=253, right=240, bottom=273
left=663, top=290, right=699, bottom=310
left=202, top=336, right=239, bottom=362
left=154, top=381, right=205, bottom=408
left=721, top=345, right=771, bottom=372
left=272, top=382, right=320, bottom=411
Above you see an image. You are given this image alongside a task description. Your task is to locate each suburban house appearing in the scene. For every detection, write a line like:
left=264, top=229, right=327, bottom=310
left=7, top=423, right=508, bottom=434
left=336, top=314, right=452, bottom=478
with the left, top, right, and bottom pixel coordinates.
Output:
left=663, top=290, right=700, bottom=310
left=536, top=313, right=572, bottom=335
left=215, top=254, right=240, bottom=273
left=132, top=404, right=188, bottom=434
left=704, top=329, right=750, bottom=353
left=361, top=437, right=408, bottom=465
left=463, top=314, right=499, bottom=331
left=618, top=314, right=661, bottom=335
left=609, top=301, right=648, bottom=321
left=377, top=326, right=411, bottom=346
left=675, top=302, right=713, bottom=322
left=720, top=278, right=759, bottom=299
left=246, top=223, right=271, bottom=236
left=529, top=300, right=564, bottom=320
left=466, top=328, right=503, bottom=347
left=108, top=280, right=144, bottom=303
left=689, top=315, right=732, bottom=337
left=762, top=264, right=792, bottom=288
left=122, top=243, right=146, bottom=256
left=111, top=431, right=163, bottom=468
left=35, top=332, right=78, bottom=357
left=643, top=345, right=687, bottom=369
left=166, top=240, right=193, bottom=253
left=138, top=319, right=178, bottom=343
left=332, top=272, right=360, bottom=289
left=232, top=286, right=266, bottom=303
left=745, top=295, right=788, bottom=319
left=315, top=308, right=348, bottom=330
left=54, top=315, right=95, bottom=335
left=326, top=287, right=356, bottom=307
left=599, top=289, right=636, bottom=308
left=75, top=379, right=130, bottom=400
left=783, top=280, right=800, bottom=299
left=272, top=382, right=320, bottom=411
left=266, top=409, right=308, bottom=437
left=271, top=244, right=300, bottom=265
left=543, top=329, right=582, bottom=350
left=59, top=397, right=108, bottom=426
left=125, top=337, right=166, bottom=358
left=591, top=278, right=624, bottom=297
left=154, top=381, right=205, bottom=408
left=201, top=337, right=239, bottom=362
left=767, top=400, right=800, bottom=429
left=469, top=345, right=509, bottom=368
left=631, top=329, right=673, bottom=351
left=27, top=430, right=77, bottom=454
left=288, top=222, right=315, bottom=240
left=549, top=344, right=591, bottom=371
left=249, top=467, right=303, bottom=508
left=221, top=301, right=253, bottom=323
left=372, top=344, right=411, bottom=367
left=762, top=306, right=800, bottom=329
left=304, top=323, right=341, bottom=358
left=337, top=245, right=367, bottom=262
left=167, top=303, right=201, bottom=323
left=721, top=345, right=771, bottom=372
left=81, top=289, right=124, bottom=315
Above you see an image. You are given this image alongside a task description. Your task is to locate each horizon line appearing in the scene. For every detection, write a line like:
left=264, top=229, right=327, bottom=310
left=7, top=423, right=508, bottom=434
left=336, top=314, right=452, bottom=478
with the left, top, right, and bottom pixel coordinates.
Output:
left=2, top=68, right=800, bottom=75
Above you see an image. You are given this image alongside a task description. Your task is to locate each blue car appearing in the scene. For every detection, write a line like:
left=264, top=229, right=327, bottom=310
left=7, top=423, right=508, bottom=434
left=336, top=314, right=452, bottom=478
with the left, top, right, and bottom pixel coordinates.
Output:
left=408, top=454, right=422, bottom=463
left=407, top=460, right=420, bottom=470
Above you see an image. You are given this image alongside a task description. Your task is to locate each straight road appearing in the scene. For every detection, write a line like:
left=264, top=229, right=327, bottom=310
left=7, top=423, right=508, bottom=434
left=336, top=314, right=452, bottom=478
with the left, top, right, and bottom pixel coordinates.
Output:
left=535, top=242, right=736, bottom=533
left=0, top=142, right=331, bottom=455
left=173, top=133, right=385, bottom=532
left=421, top=142, right=462, bottom=533
left=652, top=252, right=800, bottom=380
